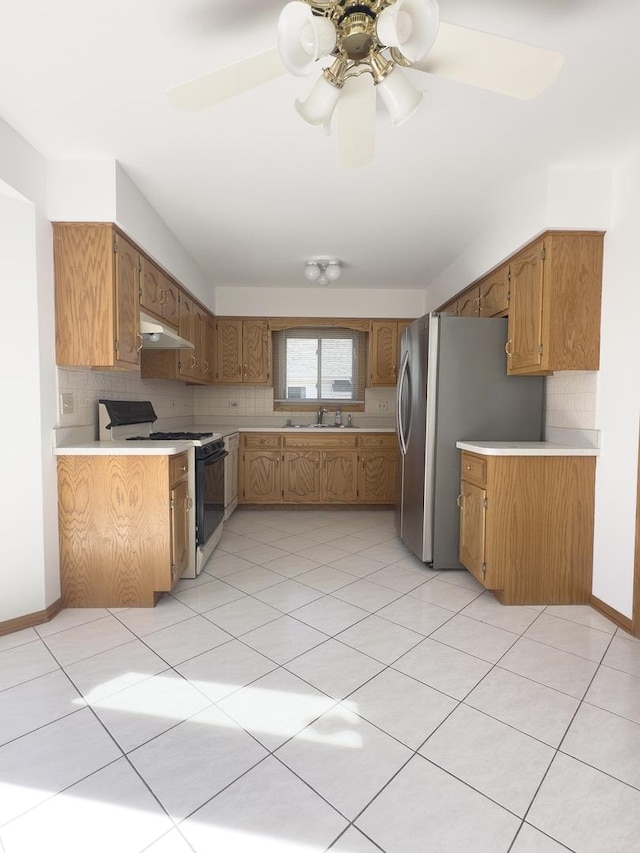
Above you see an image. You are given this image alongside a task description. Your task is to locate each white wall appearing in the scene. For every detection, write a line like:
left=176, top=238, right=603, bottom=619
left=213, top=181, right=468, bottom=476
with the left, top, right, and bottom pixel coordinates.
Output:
left=0, top=117, right=59, bottom=621
left=215, top=286, right=425, bottom=319
left=47, top=160, right=213, bottom=308
left=591, top=152, right=640, bottom=616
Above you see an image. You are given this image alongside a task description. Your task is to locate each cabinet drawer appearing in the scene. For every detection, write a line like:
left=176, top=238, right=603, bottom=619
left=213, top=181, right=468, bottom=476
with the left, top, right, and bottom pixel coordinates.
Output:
left=169, top=452, right=189, bottom=485
left=283, top=433, right=358, bottom=450
left=461, top=452, right=487, bottom=486
left=242, top=433, right=281, bottom=449
left=358, top=433, right=396, bottom=450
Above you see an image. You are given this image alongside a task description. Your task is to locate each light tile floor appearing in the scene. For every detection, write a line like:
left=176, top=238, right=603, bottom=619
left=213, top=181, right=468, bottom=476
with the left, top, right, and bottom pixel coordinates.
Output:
left=1, top=508, right=639, bottom=853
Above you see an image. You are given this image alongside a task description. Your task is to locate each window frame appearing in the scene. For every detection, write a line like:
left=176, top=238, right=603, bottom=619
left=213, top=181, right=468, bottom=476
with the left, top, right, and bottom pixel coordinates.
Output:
left=272, top=325, right=367, bottom=412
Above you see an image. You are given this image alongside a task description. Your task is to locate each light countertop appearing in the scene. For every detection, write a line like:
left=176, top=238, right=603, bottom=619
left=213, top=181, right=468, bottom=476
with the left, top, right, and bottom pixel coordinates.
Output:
left=194, top=424, right=395, bottom=436
left=54, top=441, right=194, bottom=456
left=456, top=441, right=599, bottom=457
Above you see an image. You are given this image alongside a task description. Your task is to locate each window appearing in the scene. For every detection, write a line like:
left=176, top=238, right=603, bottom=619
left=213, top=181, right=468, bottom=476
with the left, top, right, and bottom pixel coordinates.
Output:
left=273, top=327, right=366, bottom=405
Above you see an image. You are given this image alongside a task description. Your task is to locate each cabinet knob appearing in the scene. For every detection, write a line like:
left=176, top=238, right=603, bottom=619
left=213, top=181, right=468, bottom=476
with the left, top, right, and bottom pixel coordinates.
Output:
left=456, top=493, right=464, bottom=509
left=505, top=340, right=513, bottom=358
left=466, top=464, right=472, bottom=471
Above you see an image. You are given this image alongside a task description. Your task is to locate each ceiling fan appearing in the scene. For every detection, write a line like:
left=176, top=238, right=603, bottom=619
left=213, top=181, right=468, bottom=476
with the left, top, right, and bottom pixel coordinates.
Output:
left=166, top=0, right=564, bottom=169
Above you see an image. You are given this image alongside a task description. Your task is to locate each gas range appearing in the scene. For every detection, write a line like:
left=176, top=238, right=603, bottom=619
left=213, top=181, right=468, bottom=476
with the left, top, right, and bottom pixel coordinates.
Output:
left=98, top=400, right=221, bottom=446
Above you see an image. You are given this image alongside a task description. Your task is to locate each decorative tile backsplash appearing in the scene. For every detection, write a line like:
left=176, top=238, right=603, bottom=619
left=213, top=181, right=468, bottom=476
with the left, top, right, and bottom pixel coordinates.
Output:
left=56, top=367, right=194, bottom=434
left=544, top=371, right=598, bottom=430
left=55, top=367, right=598, bottom=437
left=191, top=384, right=397, bottom=426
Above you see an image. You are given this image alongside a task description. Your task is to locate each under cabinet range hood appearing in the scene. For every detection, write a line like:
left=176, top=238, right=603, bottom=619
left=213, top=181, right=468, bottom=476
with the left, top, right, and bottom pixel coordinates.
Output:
left=139, top=313, right=195, bottom=350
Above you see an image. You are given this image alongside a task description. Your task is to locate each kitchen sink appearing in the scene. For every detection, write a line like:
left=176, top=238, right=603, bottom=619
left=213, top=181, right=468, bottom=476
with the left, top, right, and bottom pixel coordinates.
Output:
left=283, top=423, right=358, bottom=429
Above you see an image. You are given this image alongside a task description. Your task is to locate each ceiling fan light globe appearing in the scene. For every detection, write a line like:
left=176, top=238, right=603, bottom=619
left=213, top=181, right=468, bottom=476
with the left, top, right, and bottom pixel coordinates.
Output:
left=278, top=2, right=337, bottom=77
left=376, top=0, right=440, bottom=63
left=377, top=66, right=424, bottom=126
left=317, top=273, right=329, bottom=286
left=295, top=75, right=342, bottom=133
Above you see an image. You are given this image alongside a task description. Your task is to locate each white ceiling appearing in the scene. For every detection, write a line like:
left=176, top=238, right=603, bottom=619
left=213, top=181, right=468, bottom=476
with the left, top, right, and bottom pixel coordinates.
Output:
left=1, top=0, right=639, bottom=291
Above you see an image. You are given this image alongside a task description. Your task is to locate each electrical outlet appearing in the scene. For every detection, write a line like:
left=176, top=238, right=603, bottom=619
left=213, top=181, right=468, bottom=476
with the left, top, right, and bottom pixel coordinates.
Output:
left=229, top=401, right=239, bottom=409
left=377, top=401, right=389, bottom=412
left=60, top=393, right=74, bottom=415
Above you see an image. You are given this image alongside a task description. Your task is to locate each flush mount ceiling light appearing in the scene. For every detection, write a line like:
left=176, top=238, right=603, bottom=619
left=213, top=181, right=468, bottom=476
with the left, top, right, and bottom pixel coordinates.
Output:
left=304, top=257, right=342, bottom=286
left=167, top=1, right=565, bottom=169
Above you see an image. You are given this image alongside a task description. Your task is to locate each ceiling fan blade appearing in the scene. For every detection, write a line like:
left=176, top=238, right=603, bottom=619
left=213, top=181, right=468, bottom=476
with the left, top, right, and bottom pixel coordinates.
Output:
left=413, top=21, right=564, bottom=100
left=166, top=47, right=286, bottom=111
left=337, top=75, right=376, bottom=170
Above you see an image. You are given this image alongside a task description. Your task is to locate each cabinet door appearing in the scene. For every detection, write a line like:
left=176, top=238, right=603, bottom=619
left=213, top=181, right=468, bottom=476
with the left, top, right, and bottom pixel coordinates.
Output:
left=507, top=242, right=545, bottom=374
left=358, top=451, right=397, bottom=503
left=369, top=321, right=398, bottom=385
left=170, top=479, right=189, bottom=587
left=480, top=266, right=509, bottom=317
left=161, top=275, right=180, bottom=329
left=178, top=292, right=199, bottom=379
left=243, top=319, right=271, bottom=384
left=139, top=257, right=164, bottom=320
left=459, top=480, right=488, bottom=585
left=201, top=313, right=215, bottom=383
left=242, top=451, right=282, bottom=503
left=114, top=234, right=140, bottom=368
left=283, top=452, right=321, bottom=502
left=322, top=451, right=358, bottom=502
left=457, top=287, right=480, bottom=317
left=216, top=318, right=243, bottom=382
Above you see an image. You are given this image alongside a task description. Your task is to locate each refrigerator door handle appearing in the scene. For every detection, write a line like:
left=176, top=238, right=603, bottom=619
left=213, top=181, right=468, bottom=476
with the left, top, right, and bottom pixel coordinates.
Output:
left=396, top=349, right=410, bottom=456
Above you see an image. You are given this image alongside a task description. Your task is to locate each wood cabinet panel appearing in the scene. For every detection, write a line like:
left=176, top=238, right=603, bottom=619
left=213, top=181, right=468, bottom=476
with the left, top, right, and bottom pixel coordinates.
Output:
left=358, top=450, right=396, bottom=503
left=242, top=451, right=282, bottom=503
left=243, top=433, right=281, bottom=449
left=322, top=451, right=358, bottom=502
left=243, top=320, right=271, bottom=384
left=283, top=451, right=321, bottom=502
left=139, top=256, right=165, bottom=320
left=479, top=265, right=510, bottom=317
left=507, top=241, right=545, bottom=373
left=283, top=433, right=357, bottom=450
left=369, top=321, right=397, bottom=385
left=54, top=223, right=140, bottom=370
left=215, top=318, right=271, bottom=384
left=458, top=479, right=489, bottom=585
left=457, top=287, right=481, bottom=317
left=458, top=452, right=596, bottom=605
left=57, top=454, right=185, bottom=608
left=216, top=318, right=243, bottom=382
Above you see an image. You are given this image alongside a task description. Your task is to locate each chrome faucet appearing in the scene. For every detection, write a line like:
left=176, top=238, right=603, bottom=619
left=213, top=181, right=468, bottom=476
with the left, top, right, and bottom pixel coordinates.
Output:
left=317, top=407, right=327, bottom=425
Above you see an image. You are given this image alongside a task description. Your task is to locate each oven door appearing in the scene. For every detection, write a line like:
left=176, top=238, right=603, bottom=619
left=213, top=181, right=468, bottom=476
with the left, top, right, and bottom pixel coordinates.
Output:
left=196, top=447, right=228, bottom=548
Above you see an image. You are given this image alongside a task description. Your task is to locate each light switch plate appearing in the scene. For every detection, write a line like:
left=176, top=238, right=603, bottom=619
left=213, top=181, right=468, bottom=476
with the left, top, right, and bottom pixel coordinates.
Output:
left=60, top=392, right=74, bottom=415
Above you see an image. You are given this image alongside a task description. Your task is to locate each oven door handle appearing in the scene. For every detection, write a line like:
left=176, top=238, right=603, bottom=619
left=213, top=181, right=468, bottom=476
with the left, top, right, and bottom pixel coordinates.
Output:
left=198, top=449, right=229, bottom=463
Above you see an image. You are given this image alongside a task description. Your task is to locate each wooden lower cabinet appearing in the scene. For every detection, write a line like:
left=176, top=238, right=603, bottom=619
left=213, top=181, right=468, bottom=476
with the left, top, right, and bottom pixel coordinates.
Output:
left=57, top=451, right=191, bottom=607
left=458, top=450, right=596, bottom=605
left=283, top=451, right=321, bottom=502
left=239, top=432, right=396, bottom=505
left=242, top=451, right=282, bottom=503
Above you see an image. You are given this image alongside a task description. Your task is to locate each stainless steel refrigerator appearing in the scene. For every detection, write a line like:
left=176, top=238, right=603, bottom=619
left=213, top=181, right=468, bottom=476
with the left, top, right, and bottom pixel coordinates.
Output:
left=395, top=313, right=544, bottom=568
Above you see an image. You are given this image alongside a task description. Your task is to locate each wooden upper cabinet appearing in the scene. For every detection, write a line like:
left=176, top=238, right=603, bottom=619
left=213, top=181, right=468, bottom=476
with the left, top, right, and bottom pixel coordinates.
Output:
left=215, top=318, right=271, bottom=384
left=369, top=321, right=397, bottom=385
left=54, top=223, right=140, bottom=370
left=243, top=319, right=271, bottom=384
left=139, top=257, right=164, bottom=320
left=506, top=232, right=603, bottom=375
left=215, top=318, right=243, bottom=382
left=506, top=241, right=545, bottom=373
left=457, top=287, right=481, bottom=317
left=139, top=257, right=180, bottom=330
left=479, top=264, right=510, bottom=317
